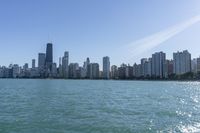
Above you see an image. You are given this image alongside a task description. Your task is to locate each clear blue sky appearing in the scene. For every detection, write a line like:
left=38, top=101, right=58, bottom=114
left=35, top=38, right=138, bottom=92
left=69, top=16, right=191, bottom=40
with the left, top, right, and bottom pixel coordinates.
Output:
left=0, top=0, right=200, bottom=67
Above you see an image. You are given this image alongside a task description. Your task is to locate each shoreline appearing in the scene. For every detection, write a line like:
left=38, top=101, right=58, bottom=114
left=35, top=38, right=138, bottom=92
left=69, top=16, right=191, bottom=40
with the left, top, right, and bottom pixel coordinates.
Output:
left=0, top=78, right=199, bottom=82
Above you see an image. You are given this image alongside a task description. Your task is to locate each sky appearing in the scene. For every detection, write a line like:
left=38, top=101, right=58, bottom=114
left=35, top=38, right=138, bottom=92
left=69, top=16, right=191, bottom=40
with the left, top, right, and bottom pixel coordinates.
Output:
left=0, top=0, right=200, bottom=68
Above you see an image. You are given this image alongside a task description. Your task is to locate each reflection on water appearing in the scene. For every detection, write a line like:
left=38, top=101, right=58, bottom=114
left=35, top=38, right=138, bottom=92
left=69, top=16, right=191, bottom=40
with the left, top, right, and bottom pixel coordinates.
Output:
left=175, top=122, right=200, bottom=133
left=0, top=79, right=200, bottom=133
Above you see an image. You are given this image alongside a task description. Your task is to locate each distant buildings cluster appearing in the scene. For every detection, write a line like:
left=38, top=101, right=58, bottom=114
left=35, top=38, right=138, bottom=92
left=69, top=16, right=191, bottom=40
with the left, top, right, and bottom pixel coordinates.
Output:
left=0, top=43, right=200, bottom=80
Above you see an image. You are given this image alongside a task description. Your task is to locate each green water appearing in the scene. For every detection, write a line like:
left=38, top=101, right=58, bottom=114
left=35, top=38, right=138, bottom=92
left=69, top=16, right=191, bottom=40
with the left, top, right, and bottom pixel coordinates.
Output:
left=0, top=79, right=200, bottom=133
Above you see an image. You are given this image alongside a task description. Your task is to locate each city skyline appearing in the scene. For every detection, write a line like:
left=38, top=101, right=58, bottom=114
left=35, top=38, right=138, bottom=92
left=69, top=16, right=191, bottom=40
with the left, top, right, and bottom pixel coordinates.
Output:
left=0, top=42, right=199, bottom=70
left=0, top=42, right=199, bottom=80
left=0, top=1, right=200, bottom=66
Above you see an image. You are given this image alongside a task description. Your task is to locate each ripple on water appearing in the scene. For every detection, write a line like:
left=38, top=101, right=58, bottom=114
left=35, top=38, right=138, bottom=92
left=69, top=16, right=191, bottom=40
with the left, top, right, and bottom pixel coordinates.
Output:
left=175, top=122, right=200, bottom=133
left=0, top=80, right=200, bottom=133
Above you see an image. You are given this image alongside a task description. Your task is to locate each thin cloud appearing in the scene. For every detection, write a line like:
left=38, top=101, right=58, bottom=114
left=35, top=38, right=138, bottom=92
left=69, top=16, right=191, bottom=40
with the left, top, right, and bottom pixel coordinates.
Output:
left=127, top=15, right=200, bottom=57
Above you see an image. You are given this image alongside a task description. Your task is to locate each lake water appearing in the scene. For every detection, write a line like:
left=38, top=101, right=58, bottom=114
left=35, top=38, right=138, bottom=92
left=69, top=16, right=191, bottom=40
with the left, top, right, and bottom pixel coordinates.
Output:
left=0, top=79, right=200, bottom=133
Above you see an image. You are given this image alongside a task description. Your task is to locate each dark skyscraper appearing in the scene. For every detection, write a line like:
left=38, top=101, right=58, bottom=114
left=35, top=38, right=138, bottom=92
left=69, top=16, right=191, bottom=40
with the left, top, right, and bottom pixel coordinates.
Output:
left=45, top=43, right=53, bottom=72
left=38, top=53, right=45, bottom=69
left=86, top=58, right=90, bottom=78
left=62, top=51, right=69, bottom=78
left=32, top=59, right=35, bottom=69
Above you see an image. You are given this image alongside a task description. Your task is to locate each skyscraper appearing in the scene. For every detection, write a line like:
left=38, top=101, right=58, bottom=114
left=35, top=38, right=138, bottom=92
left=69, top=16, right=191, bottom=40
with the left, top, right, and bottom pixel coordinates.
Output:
left=59, top=57, right=62, bottom=77
left=191, top=58, right=197, bottom=73
left=62, top=51, right=69, bottom=78
left=45, top=43, right=53, bottom=72
left=23, top=63, right=29, bottom=71
left=118, top=63, right=127, bottom=79
left=12, top=64, right=20, bottom=78
left=52, top=63, right=57, bottom=77
left=152, top=52, right=166, bottom=78
left=103, top=56, right=110, bottom=79
left=32, top=59, right=35, bottom=69
left=145, top=58, right=152, bottom=77
left=85, top=58, right=90, bottom=78
left=173, top=50, right=191, bottom=75
left=69, top=63, right=79, bottom=79
left=111, top=65, right=118, bottom=79
left=38, top=53, right=45, bottom=70
left=141, top=58, right=147, bottom=76
left=89, top=63, right=99, bottom=79
left=162, top=59, right=174, bottom=78
left=125, top=64, right=133, bottom=79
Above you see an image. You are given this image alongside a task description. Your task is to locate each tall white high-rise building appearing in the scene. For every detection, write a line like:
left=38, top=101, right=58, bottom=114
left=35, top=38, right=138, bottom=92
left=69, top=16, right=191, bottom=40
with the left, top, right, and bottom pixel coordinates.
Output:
left=152, top=52, right=166, bottom=78
left=173, top=50, right=191, bottom=75
left=62, top=51, right=69, bottom=78
left=103, top=56, right=110, bottom=79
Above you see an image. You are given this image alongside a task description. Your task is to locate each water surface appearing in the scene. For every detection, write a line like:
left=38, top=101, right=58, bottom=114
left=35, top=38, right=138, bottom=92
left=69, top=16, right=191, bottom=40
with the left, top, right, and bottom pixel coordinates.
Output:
left=0, top=79, right=200, bottom=133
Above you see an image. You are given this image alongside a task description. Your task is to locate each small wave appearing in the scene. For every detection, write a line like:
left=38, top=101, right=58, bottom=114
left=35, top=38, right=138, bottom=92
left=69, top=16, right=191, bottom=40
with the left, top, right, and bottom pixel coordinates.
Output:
left=176, top=123, right=200, bottom=133
left=159, top=123, right=200, bottom=133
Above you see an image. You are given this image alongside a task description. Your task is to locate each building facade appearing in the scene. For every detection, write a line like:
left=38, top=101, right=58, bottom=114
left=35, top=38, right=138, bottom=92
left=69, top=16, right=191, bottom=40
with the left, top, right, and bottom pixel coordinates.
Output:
left=103, top=56, right=110, bottom=79
left=152, top=52, right=166, bottom=78
left=62, top=51, right=69, bottom=78
left=173, top=50, right=191, bottom=75
left=45, top=43, right=53, bottom=73
left=90, top=63, right=99, bottom=79
left=111, top=65, right=118, bottom=79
